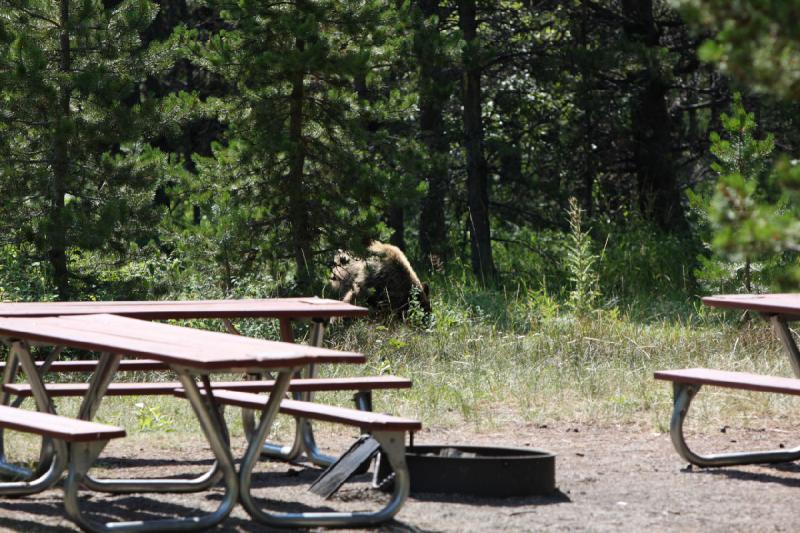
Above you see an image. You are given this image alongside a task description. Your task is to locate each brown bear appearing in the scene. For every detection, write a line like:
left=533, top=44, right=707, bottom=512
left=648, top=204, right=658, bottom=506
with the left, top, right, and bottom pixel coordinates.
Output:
left=329, top=241, right=431, bottom=317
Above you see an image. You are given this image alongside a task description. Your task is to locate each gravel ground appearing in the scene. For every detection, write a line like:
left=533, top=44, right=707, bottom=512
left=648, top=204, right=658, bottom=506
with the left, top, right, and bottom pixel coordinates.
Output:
left=2, top=421, right=799, bottom=532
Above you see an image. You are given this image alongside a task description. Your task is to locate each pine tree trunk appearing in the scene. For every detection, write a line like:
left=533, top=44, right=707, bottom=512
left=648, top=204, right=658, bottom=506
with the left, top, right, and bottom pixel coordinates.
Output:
left=355, top=68, right=406, bottom=251
left=576, top=3, right=594, bottom=216
left=459, top=0, right=494, bottom=282
left=288, top=36, right=314, bottom=291
left=50, top=0, right=71, bottom=300
left=417, top=0, right=450, bottom=266
left=387, top=205, right=406, bottom=251
left=633, top=76, right=683, bottom=229
left=622, top=0, right=684, bottom=230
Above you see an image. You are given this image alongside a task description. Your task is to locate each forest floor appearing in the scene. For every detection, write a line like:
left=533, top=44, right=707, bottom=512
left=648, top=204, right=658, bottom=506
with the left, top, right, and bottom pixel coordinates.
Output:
left=2, top=419, right=799, bottom=532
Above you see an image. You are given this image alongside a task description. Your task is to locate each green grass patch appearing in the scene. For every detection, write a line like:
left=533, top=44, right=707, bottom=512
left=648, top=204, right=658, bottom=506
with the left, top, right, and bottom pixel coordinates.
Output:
left=4, top=291, right=798, bottom=463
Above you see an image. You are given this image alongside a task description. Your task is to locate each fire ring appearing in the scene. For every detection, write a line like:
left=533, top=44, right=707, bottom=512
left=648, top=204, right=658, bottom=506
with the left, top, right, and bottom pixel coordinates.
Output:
left=375, top=444, right=556, bottom=497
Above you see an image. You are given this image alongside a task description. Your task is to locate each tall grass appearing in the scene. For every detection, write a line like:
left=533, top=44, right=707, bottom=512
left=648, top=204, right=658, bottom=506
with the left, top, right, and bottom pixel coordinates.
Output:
left=5, top=280, right=799, bottom=463
left=322, top=291, right=797, bottom=432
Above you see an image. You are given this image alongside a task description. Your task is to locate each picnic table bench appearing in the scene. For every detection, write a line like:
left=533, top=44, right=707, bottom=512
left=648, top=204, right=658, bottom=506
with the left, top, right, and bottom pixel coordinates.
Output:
left=177, top=387, right=421, bottom=527
left=656, top=294, right=800, bottom=467
left=0, top=313, right=419, bottom=531
left=0, top=297, right=408, bottom=471
left=3, top=375, right=411, bottom=492
left=0, top=405, right=125, bottom=498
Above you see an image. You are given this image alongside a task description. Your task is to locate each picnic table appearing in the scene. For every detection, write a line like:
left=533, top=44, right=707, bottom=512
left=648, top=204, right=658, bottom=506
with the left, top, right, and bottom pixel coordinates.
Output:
left=656, top=293, right=800, bottom=467
left=0, top=297, right=369, bottom=471
left=0, top=296, right=368, bottom=340
left=0, top=313, right=417, bottom=531
left=703, top=294, right=800, bottom=376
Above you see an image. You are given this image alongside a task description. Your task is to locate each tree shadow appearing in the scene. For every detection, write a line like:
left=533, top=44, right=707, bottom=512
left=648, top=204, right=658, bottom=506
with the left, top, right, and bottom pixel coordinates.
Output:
left=0, top=498, right=74, bottom=532
left=95, top=456, right=216, bottom=468
left=407, top=487, right=570, bottom=507
left=76, top=492, right=249, bottom=526
left=689, top=461, right=800, bottom=488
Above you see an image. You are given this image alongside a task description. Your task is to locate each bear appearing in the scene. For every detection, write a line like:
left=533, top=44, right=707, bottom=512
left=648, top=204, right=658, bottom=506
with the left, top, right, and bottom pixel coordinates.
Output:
left=329, top=241, right=431, bottom=318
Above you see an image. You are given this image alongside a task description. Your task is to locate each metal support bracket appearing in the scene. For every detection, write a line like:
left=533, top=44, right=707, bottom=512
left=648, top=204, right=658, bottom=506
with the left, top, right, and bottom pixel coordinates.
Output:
left=251, top=319, right=338, bottom=467
left=82, top=369, right=224, bottom=494
left=0, top=344, right=65, bottom=480
left=0, top=434, right=67, bottom=496
left=64, top=369, right=239, bottom=532
left=669, top=381, right=800, bottom=467
left=239, top=427, right=411, bottom=528
left=771, top=315, right=800, bottom=378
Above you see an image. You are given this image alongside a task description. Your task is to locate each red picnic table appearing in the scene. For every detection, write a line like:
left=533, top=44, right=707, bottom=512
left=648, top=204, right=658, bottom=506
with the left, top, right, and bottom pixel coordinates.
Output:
left=0, top=296, right=368, bottom=340
left=704, top=294, right=800, bottom=377
left=656, top=293, right=800, bottom=467
left=0, top=297, right=369, bottom=472
left=0, top=313, right=418, bottom=531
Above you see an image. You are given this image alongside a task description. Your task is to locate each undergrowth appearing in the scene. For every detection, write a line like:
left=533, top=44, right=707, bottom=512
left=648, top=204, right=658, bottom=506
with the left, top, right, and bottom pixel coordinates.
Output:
left=5, top=290, right=798, bottom=463
left=323, top=294, right=797, bottom=431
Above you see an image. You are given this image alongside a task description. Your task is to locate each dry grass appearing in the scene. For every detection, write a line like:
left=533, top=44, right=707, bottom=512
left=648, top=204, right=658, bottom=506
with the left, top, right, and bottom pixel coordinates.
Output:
left=5, top=304, right=800, bottom=462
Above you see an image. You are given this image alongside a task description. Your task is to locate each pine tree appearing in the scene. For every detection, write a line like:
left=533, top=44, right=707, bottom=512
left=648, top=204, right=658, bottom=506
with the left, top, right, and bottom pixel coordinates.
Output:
left=690, top=93, right=778, bottom=292
left=414, top=0, right=456, bottom=266
left=174, top=0, right=397, bottom=292
left=459, top=0, right=495, bottom=283
left=676, top=0, right=800, bottom=100
left=0, top=0, right=168, bottom=299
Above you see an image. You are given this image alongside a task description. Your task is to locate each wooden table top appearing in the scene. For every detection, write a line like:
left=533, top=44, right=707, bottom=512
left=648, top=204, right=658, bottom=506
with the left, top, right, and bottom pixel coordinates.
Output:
left=703, top=294, right=800, bottom=318
left=0, top=314, right=365, bottom=370
left=0, top=297, right=367, bottom=320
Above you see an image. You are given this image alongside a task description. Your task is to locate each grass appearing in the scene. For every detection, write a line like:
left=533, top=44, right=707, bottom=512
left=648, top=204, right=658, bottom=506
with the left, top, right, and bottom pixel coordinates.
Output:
left=5, top=290, right=800, bottom=462
left=324, top=304, right=799, bottom=431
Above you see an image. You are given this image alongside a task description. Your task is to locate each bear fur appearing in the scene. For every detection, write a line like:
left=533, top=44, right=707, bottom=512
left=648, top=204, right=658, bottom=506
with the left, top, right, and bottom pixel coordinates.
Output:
left=329, top=241, right=431, bottom=317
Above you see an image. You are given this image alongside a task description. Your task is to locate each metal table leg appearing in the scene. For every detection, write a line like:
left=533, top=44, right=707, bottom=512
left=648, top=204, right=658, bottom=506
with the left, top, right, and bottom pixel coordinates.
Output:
left=240, top=424, right=411, bottom=528
left=0, top=343, right=63, bottom=479
left=227, top=319, right=306, bottom=461
left=669, top=381, right=800, bottom=467
left=81, top=357, right=222, bottom=494
left=62, top=369, right=238, bottom=532
left=771, top=315, right=800, bottom=377
left=0, top=341, right=68, bottom=494
left=0, top=437, right=67, bottom=496
left=295, top=319, right=337, bottom=466
left=231, top=318, right=337, bottom=466
left=0, top=346, right=27, bottom=479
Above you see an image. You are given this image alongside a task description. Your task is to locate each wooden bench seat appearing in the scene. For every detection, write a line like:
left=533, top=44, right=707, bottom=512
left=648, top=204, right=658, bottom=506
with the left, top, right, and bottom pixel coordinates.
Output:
left=655, top=368, right=800, bottom=394
left=3, top=375, right=412, bottom=398
left=656, top=367, right=800, bottom=467
left=0, top=404, right=126, bottom=442
left=188, top=388, right=422, bottom=432
left=0, top=359, right=167, bottom=373
left=0, top=404, right=127, bottom=498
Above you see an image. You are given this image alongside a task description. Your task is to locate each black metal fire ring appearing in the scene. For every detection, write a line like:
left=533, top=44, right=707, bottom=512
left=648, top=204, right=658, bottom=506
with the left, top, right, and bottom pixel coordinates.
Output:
left=374, top=444, right=556, bottom=497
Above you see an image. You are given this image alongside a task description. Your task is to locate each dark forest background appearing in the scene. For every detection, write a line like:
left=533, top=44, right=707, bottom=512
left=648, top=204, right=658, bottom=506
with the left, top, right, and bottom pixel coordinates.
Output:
left=1, top=0, right=798, bottom=312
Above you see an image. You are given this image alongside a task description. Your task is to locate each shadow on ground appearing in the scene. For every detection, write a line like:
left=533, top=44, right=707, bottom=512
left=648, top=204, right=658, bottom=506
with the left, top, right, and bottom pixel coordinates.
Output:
left=694, top=461, right=800, bottom=488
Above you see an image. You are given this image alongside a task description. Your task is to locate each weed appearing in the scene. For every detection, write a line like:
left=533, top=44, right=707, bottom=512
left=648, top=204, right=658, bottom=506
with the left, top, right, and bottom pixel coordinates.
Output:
left=565, top=198, right=600, bottom=315
left=134, top=401, right=175, bottom=433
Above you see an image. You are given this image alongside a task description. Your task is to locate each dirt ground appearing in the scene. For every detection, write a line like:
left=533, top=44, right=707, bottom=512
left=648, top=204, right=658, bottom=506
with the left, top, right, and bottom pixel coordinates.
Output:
left=2, top=421, right=800, bottom=532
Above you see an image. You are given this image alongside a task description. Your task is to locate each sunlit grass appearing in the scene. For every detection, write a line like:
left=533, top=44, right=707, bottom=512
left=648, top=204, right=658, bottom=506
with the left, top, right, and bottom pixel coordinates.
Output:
left=322, top=305, right=798, bottom=432
left=5, top=291, right=800, bottom=463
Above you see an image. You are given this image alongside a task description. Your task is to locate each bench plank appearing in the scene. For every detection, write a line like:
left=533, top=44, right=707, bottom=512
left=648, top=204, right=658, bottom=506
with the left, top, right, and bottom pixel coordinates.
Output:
left=184, top=389, right=422, bottom=432
left=0, top=314, right=365, bottom=370
left=0, top=359, right=167, bottom=373
left=654, top=368, right=800, bottom=395
left=0, top=297, right=368, bottom=320
left=4, top=376, right=412, bottom=398
left=0, top=405, right=125, bottom=442
left=279, top=398, right=422, bottom=431
left=702, top=294, right=800, bottom=319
